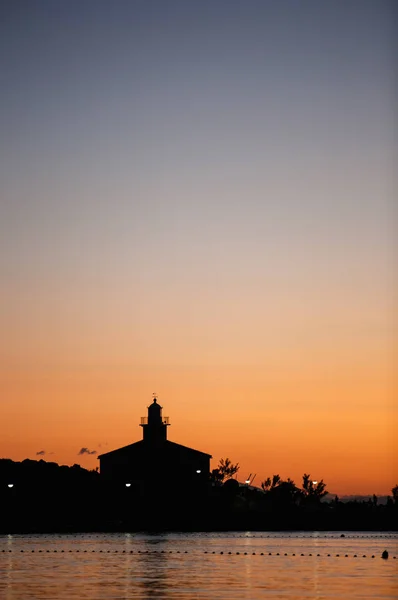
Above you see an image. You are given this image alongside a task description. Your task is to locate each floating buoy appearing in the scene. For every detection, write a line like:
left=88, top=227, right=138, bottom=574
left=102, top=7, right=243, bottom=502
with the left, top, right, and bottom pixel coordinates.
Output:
left=382, top=550, right=388, bottom=560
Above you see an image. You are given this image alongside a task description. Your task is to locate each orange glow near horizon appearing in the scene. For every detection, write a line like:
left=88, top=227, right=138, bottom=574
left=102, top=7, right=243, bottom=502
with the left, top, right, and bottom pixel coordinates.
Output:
left=1, top=1, right=396, bottom=500
left=1, top=348, right=396, bottom=496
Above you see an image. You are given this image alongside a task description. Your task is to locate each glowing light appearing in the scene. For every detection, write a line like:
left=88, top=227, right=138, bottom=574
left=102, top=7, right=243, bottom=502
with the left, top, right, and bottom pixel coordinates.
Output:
left=7, top=484, right=14, bottom=488
left=313, top=481, right=318, bottom=486
left=245, top=479, right=251, bottom=484
left=196, top=470, right=201, bottom=474
left=125, top=483, right=131, bottom=487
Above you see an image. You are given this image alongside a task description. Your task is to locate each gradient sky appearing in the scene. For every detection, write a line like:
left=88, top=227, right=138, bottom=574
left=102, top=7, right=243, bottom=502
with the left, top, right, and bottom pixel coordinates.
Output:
left=0, top=0, right=396, bottom=495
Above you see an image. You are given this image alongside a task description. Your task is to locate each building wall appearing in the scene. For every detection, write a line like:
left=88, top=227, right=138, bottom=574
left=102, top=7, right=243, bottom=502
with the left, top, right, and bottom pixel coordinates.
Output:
left=99, top=441, right=210, bottom=488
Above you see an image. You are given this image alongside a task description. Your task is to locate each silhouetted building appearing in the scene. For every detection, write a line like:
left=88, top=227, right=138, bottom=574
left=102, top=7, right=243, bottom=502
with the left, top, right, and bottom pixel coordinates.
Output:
left=98, top=398, right=212, bottom=491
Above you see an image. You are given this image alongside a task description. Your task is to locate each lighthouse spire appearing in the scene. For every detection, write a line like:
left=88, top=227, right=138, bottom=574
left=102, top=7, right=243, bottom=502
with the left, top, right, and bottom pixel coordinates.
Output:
left=140, top=396, right=170, bottom=443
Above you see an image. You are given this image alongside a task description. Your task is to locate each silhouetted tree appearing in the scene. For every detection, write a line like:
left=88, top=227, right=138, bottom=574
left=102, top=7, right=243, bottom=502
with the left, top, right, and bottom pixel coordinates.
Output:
left=260, top=476, right=301, bottom=507
left=392, top=484, right=398, bottom=504
left=210, top=457, right=239, bottom=484
left=301, top=473, right=328, bottom=501
left=261, top=474, right=281, bottom=491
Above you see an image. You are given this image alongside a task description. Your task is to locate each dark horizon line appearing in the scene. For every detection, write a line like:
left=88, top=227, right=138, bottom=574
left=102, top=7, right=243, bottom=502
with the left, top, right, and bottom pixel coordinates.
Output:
left=0, top=456, right=394, bottom=499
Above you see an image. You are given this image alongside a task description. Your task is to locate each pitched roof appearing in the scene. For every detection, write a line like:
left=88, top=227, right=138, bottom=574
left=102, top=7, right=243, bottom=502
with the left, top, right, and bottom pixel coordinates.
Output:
left=98, top=439, right=212, bottom=459
left=164, top=440, right=212, bottom=458
left=98, top=440, right=144, bottom=459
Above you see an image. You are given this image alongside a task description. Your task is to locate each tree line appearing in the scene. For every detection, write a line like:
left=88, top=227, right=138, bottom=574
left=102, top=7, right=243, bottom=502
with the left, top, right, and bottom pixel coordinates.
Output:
left=0, top=457, right=396, bottom=533
left=211, top=458, right=328, bottom=504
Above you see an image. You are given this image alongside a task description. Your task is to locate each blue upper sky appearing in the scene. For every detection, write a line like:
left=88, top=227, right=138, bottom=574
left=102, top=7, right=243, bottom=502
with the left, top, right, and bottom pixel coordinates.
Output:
left=0, top=0, right=396, bottom=368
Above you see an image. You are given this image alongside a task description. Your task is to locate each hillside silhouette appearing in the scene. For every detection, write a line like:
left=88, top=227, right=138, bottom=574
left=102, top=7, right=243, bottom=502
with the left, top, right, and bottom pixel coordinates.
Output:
left=0, top=458, right=396, bottom=534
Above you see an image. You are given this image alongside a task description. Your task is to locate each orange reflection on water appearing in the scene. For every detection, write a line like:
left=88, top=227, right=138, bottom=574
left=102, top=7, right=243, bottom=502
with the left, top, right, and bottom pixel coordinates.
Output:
left=0, top=533, right=397, bottom=599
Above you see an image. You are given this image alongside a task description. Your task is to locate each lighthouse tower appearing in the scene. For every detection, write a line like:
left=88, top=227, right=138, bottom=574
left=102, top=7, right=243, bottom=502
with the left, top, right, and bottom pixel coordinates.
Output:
left=98, top=395, right=212, bottom=485
left=140, top=397, right=170, bottom=443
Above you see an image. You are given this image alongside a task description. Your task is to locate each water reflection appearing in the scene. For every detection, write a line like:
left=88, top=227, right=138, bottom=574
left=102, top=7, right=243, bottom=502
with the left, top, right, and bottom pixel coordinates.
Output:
left=0, top=532, right=397, bottom=599
left=136, top=547, right=171, bottom=599
left=311, top=532, right=321, bottom=600
left=4, top=535, right=14, bottom=600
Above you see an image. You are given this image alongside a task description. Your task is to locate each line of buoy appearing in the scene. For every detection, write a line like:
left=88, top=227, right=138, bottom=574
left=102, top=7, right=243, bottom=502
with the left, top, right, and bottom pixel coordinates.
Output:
left=1, top=549, right=395, bottom=559
left=240, top=534, right=397, bottom=540
left=5, top=533, right=396, bottom=541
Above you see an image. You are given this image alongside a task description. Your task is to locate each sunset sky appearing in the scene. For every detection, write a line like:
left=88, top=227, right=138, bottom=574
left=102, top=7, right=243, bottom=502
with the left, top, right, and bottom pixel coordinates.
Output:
left=0, top=1, right=396, bottom=495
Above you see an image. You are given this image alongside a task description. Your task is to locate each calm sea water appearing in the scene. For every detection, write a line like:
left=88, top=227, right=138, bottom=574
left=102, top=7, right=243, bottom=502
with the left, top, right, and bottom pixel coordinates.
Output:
left=0, top=532, right=396, bottom=599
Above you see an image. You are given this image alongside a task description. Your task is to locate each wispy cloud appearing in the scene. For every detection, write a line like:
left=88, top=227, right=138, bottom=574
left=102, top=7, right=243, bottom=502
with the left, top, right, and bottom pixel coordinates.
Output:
left=78, top=447, right=97, bottom=456
left=36, top=450, right=46, bottom=456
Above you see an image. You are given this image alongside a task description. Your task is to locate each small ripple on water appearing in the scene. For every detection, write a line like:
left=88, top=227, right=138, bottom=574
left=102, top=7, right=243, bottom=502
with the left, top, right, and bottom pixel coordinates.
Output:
left=0, top=532, right=397, bottom=599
